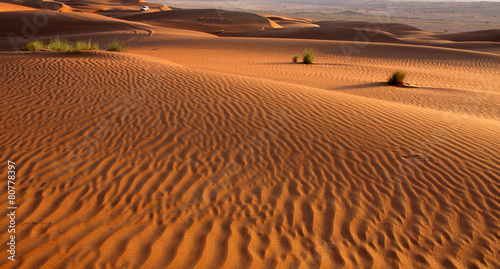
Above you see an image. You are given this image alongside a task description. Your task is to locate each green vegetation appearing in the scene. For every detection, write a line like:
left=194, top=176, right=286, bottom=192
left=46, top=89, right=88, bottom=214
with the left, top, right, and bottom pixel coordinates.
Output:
left=107, top=39, right=127, bottom=52
left=20, top=41, right=45, bottom=52
left=19, top=38, right=129, bottom=53
left=215, top=29, right=225, bottom=34
left=292, top=54, right=299, bottom=62
left=302, top=49, right=315, bottom=64
left=74, top=39, right=99, bottom=52
left=387, top=70, right=408, bottom=86
left=48, top=37, right=73, bottom=51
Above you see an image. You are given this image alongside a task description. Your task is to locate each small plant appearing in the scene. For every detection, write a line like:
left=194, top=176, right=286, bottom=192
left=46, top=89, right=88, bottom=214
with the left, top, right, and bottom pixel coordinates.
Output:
left=48, top=37, right=73, bottom=51
left=292, top=54, right=299, bottom=62
left=20, top=41, right=45, bottom=52
left=303, top=49, right=314, bottom=64
left=198, top=16, right=204, bottom=21
left=215, top=29, right=225, bottom=34
left=74, top=39, right=99, bottom=52
left=107, top=39, right=127, bottom=52
left=387, top=70, right=407, bottom=86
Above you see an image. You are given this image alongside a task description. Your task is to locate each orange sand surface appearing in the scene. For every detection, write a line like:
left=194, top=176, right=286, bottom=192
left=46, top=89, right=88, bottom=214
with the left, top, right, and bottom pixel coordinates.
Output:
left=1, top=1, right=499, bottom=268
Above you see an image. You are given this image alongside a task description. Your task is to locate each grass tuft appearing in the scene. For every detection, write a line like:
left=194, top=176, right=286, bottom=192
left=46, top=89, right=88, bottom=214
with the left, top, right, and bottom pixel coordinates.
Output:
left=74, top=39, right=99, bottom=52
left=303, top=49, right=314, bottom=64
left=48, top=37, right=73, bottom=51
left=292, top=54, right=299, bottom=62
left=107, top=39, right=127, bottom=52
left=20, top=41, right=45, bottom=52
left=215, top=29, right=225, bottom=34
left=387, top=70, right=407, bottom=86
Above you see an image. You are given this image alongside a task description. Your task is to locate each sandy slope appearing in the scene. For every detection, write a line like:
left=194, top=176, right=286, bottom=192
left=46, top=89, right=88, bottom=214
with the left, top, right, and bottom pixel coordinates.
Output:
left=112, top=11, right=500, bottom=53
left=129, top=35, right=500, bottom=121
left=0, top=0, right=169, bottom=12
left=107, top=9, right=282, bottom=35
left=0, top=9, right=214, bottom=51
left=259, top=14, right=318, bottom=28
left=0, top=50, right=499, bottom=269
left=0, top=2, right=500, bottom=269
left=0, top=10, right=155, bottom=37
left=0, top=2, right=37, bottom=11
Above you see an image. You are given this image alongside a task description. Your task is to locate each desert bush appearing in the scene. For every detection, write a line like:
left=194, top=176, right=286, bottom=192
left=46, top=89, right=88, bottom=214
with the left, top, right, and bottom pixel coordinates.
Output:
left=107, top=39, right=127, bottom=52
left=292, top=54, right=299, bottom=62
left=20, top=41, right=45, bottom=52
left=387, top=70, right=407, bottom=86
left=215, top=29, right=225, bottom=34
left=74, top=39, right=99, bottom=52
left=48, top=37, right=73, bottom=51
left=303, top=49, right=314, bottom=64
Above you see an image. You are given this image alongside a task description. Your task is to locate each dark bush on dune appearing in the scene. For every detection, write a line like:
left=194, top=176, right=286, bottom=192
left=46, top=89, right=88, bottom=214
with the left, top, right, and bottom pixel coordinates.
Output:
left=303, top=49, right=314, bottom=64
left=387, top=70, right=407, bottom=86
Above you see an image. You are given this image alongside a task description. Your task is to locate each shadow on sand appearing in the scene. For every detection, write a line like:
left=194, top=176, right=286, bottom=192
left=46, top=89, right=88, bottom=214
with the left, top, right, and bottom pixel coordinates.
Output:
left=335, top=82, right=388, bottom=90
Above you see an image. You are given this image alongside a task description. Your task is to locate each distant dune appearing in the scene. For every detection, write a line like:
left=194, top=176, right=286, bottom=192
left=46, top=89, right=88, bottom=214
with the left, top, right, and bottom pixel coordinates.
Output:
left=436, top=29, right=500, bottom=43
left=0, top=2, right=37, bottom=11
left=109, top=8, right=282, bottom=34
left=1, top=1, right=499, bottom=268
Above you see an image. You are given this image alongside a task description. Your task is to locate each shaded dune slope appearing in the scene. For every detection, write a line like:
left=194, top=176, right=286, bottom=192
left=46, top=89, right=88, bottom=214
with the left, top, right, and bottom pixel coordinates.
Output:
left=259, top=14, right=318, bottom=28
left=237, top=26, right=402, bottom=43
left=0, top=51, right=499, bottom=268
left=0, top=0, right=73, bottom=12
left=1, top=4, right=499, bottom=53
left=110, top=10, right=500, bottom=53
left=435, top=29, right=500, bottom=43
left=1, top=0, right=169, bottom=12
left=0, top=10, right=153, bottom=37
left=0, top=2, right=37, bottom=11
left=109, top=9, right=281, bottom=34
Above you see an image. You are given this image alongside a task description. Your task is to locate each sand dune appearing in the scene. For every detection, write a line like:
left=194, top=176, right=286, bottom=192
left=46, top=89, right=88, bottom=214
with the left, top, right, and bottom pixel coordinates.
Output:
left=1, top=2, right=498, bottom=53
left=436, top=29, right=500, bottom=43
left=0, top=2, right=37, bottom=11
left=1, top=50, right=499, bottom=268
left=1, top=0, right=168, bottom=12
left=129, top=35, right=500, bottom=120
left=1, top=2, right=500, bottom=268
left=106, top=9, right=500, bottom=53
left=0, top=10, right=151, bottom=37
left=0, top=0, right=73, bottom=12
left=259, top=14, right=319, bottom=28
left=109, top=9, right=282, bottom=34
left=237, top=26, right=402, bottom=43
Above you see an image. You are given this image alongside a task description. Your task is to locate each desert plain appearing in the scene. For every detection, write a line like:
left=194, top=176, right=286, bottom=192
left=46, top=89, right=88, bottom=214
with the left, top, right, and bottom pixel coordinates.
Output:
left=0, top=0, right=499, bottom=268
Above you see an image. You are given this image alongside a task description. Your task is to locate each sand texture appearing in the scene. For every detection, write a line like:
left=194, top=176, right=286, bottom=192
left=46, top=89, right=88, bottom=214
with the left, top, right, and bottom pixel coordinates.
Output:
left=1, top=1, right=499, bottom=268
